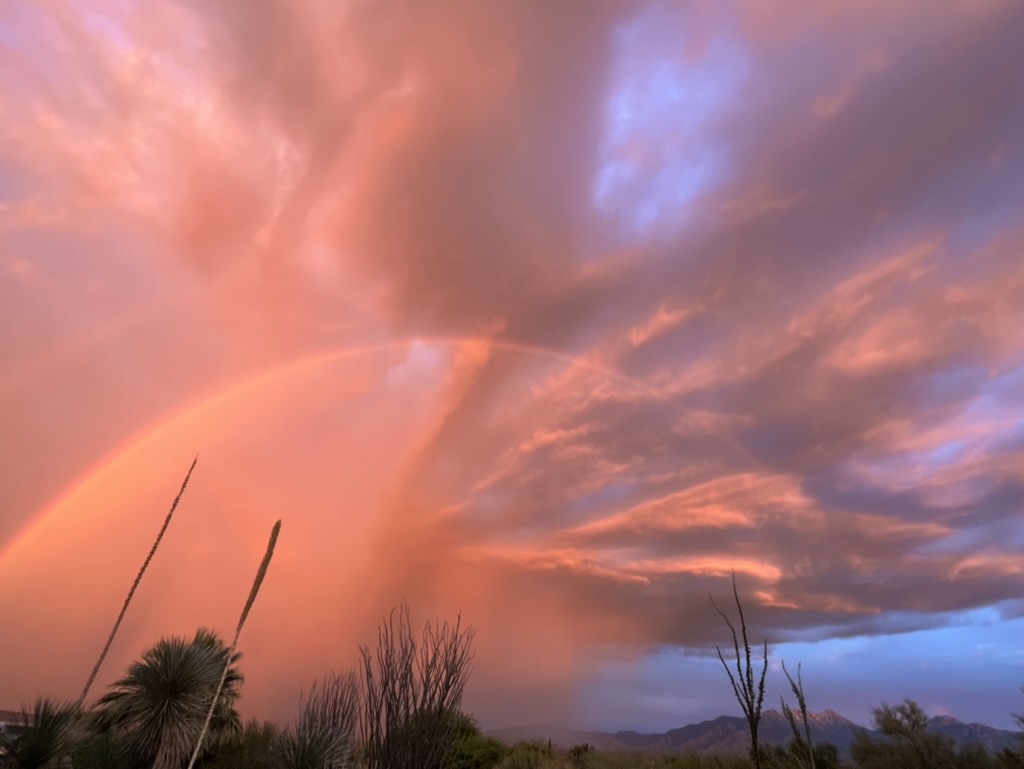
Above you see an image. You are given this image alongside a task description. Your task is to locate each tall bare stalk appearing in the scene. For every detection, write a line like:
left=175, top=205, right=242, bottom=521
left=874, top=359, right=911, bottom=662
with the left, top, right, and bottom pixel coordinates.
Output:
left=185, top=519, right=281, bottom=769
left=781, top=660, right=816, bottom=769
left=710, top=571, right=768, bottom=769
left=359, top=603, right=475, bottom=769
left=79, top=456, right=198, bottom=707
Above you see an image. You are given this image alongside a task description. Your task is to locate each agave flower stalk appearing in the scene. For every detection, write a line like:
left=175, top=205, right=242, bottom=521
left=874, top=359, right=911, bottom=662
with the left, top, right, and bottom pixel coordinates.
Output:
left=186, top=519, right=281, bottom=769
left=79, top=456, right=198, bottom=707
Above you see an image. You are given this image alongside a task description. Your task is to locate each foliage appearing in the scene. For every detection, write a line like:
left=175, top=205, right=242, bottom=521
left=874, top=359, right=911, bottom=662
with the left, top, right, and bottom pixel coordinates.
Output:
left=276, top=671, right=360, bottom=769
left=446, top=710, right=486, bottom=743
left=449, top=733, right=509, bottom=769
left=94, top=628, right=242, bottom=769
left=710, top=572, right=768, bottom=769
left=995, top=686, right=1024, bottom=769
left=808, top=743, right=839, bottom=769
left=871, top=699, right=929, bottom=741
left=955, top=741, right=1000, bottom=769
left=201, top=719, right=280, bottom=769
left=998, top=746, right=1024, bottom=768
left=0, top=697, right=83, bottom=769
left=359, top=603, right=475, bottom=769
left=569, top=742, right=594, bottom=768
left=16, top=576, right=1024, bottom=769
left=851, top=699, right=957, bottom=769
left=444, top=713, right=507, bottom=769
left=70, top=728, right=135, bottom=769
left=760, top=740, right=839, bottom=769
left=1015, top=688, right=1024, bottom=735
left=497, top=740, right=554, bottom=769
left=489, top=745, right=755, bottom=769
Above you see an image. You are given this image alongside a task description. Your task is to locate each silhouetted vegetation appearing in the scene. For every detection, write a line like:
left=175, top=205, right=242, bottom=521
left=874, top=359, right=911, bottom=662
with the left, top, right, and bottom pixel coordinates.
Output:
left=710, top=572, right=768, bottom=769
left=847, top=699, right=1017, bottom=769
left=0, top=698, right=82, bottom=769
left=276, top=671, right=359, bottom=769
left=201, top=720, right=280, bottom=769
left=359, top=604, right=475, bottom=769
left=439, top=712, right=507, bottom=769
left=6, top=645, right=1024, bottom=768
left=779, top=661, right=817, bottom=769
left=79, top=458, right=198, bottom=708
left=92, top=628, right=243, bottom=769
left=188, top=519, right=281, bottom=769
left=5, top=470, right=1024, bottom=769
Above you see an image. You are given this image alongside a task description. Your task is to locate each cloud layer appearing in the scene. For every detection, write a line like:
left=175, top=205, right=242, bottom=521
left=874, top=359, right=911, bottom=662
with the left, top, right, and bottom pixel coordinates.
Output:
left=1, top=0, right=1023, bottom=729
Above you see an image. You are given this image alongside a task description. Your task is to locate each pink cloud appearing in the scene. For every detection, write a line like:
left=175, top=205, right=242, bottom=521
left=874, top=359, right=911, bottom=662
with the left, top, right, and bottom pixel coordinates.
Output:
left=1, top=0, right=1023, bottom=731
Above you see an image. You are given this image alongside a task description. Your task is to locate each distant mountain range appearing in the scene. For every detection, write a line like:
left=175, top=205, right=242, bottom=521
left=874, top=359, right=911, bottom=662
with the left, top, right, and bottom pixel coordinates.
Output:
left=488, top=709, right=1022, bottom=756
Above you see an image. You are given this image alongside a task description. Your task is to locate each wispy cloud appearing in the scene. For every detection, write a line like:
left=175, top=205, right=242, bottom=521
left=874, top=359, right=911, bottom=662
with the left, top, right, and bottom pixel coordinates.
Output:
left=1, top=0, right=1022, bottom=730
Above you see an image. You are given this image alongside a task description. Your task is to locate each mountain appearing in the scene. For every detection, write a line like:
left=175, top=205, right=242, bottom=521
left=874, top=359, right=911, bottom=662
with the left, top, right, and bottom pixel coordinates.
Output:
left=488, top=709, right=1022, bottom=756
left=927, top=715, right=1021, bottom=754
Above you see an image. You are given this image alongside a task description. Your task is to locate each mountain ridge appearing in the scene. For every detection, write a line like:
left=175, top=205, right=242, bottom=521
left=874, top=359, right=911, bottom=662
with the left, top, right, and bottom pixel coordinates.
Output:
left=486, top=708, right=1022, bottom=755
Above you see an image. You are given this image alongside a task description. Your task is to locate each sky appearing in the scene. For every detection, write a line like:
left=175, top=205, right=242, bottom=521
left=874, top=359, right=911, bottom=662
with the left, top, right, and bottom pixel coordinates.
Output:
left=1, top=0, right=1024, bottom=734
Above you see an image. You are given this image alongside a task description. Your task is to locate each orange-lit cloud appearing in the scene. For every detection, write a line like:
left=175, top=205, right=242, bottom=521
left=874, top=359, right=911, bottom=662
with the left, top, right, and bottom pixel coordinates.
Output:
left=1, top=0, right=1024, bottom=731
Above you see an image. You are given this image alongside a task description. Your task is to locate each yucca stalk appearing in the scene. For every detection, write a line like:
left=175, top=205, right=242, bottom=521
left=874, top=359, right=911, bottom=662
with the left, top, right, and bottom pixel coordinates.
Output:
left=79, top=456, right=198, bottom=707
left=710, top=571, right=768, bottom=769
left=185, top=519, right=281, bottom=769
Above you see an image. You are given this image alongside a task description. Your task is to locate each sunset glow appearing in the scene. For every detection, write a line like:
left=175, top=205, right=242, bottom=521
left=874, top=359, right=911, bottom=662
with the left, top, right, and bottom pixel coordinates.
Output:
left=2, top=0, right=1023, bottom=733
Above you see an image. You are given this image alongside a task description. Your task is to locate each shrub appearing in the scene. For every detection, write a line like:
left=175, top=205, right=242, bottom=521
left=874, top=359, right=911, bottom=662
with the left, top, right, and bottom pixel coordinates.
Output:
left=851, top=699, right=956, bottom=769
left=201, top=720, right=280, bottom=769
left=276, top=672, right=359, bottom=769
left=359, top=604, right=475, bottom=769
left=444, top=713, right=507, bottom=769
left=448, top=733, right=508, bottom=769
left=569, top=742, right=594, bottom=768
left=70, top=730, right=134, bottom=769
left=94, top=628, right=243, bottom=768
left=0, top=698, right=84, bottom=769
left=498, top=740, right=554, bottom=769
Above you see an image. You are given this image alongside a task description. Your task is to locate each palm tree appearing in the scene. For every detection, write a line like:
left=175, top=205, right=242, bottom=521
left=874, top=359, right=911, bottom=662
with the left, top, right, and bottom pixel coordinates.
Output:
left=94, top=628, right=242, bottom=769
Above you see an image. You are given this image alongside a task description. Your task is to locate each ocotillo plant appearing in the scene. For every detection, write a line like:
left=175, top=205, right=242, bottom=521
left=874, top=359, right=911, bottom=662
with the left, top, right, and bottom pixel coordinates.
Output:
left=710, top=571, right=768, bottom=769
left=359, top=603, right=475, bottom=769
left=79, top=456, right=198, bottom=707
left=186, top=519, right=281, bottom=769
left=781, top=660, right=816, bottom=769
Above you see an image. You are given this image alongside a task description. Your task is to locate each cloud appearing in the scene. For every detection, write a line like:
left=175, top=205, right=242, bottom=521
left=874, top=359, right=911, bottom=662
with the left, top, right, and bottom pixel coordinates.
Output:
left=1, top=0, right=1023, bottom=731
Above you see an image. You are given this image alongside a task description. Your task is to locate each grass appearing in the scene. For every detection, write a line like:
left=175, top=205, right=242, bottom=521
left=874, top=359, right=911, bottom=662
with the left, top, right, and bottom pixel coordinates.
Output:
left=493, top=743, right=760, bottom=769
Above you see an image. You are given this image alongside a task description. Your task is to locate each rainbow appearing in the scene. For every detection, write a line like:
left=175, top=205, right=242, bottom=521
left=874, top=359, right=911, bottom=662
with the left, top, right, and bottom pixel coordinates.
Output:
left=0, top=336, right=645, bottom=564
